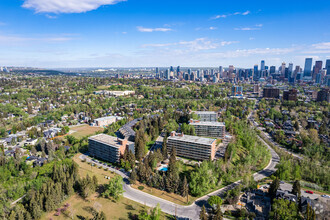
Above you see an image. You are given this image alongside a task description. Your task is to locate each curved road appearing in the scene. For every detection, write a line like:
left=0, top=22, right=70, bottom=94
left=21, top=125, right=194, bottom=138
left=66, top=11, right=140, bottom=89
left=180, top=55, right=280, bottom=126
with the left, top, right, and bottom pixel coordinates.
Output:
left=79, top=133, right=279, bottom=220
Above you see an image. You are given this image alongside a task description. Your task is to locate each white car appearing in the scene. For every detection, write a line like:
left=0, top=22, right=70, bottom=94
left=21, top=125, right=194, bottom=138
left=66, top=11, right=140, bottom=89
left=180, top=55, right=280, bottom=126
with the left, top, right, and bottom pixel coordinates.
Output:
left=321, top=195, right=330, bottom=199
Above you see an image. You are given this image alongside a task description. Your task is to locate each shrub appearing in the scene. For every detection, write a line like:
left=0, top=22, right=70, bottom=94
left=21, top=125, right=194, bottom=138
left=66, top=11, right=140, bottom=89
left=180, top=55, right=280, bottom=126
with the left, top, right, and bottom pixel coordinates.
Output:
left=138, top=186, right=144, bottom=190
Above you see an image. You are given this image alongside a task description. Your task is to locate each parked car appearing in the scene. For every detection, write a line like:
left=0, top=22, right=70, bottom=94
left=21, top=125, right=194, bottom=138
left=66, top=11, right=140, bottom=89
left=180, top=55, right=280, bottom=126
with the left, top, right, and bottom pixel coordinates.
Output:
left=280, top=181, right=285, bottom=184
left=321, top=195, right=330, bottom=198
left=305, top=190, right=314, bottom=194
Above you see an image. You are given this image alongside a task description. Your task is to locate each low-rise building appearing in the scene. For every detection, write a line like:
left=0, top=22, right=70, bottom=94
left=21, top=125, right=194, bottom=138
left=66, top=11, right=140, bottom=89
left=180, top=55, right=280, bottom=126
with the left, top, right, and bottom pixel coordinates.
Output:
left=189, top=119, right=225, bottom=138
left=93, top=116, right=121, bottom=127
left=167, top=131, right=216, bottom=161
left=193, top=111, right=218, bottom=122
left=88, top=134, right=134, bottom=163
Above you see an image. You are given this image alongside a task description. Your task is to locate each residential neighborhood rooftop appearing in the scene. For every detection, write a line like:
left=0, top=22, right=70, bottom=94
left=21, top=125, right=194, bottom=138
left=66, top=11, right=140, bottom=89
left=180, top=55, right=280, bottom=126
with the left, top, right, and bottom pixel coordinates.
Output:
left=168, top=133, right=216, bottom=145
left=88, top=133, right=133, bottom=148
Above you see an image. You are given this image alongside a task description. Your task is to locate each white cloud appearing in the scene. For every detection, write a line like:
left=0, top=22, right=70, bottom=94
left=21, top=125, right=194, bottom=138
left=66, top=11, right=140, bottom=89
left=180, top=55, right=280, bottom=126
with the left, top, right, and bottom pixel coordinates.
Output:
left=311, top=42, right=330, bottom=50
left=209, top=27, right=217, bottom=30
left=141, top=43, right=174, bottom=48
left=242, top=10, right=250, bottom=15
left=211, top=15, right=227, bottom=19
left=211, top=10, right=250, bottom=20
left=141, top=38, right=238, bottom=52
left=22, top=0, right=126, bottom=14
left=45, top=14, right=57, bottom=19
left=137, top=26, right=172, bottom=32
left=0, top=34, right=74, bottom=44
left=249, top=37, right=255, bottom=40
left=301, top=42, right=330, bottom=54
left=178, top=38, right=219, bottom=51
left=235, top=27, right=260, bottom=31
left=220, top=41, right=239, bottom=46
left=235, top=24, right=263, bottom=31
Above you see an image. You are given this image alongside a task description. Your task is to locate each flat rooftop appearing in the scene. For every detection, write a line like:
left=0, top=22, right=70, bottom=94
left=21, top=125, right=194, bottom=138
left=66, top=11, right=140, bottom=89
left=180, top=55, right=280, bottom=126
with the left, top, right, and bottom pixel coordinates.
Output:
left=190, top=121, right=225, bottom=126
left=193, top=111, right=217, bottom=115
left=88, top=134, right=133, bottom=148
left=168, top=134, right=216, bottom=145
left=94, top=116, right=117, bottom=122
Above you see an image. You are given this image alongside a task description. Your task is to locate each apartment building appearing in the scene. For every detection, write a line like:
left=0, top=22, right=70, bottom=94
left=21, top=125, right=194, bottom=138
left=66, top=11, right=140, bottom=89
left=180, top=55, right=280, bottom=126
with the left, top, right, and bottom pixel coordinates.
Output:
left=88, top=134, right=134, bottom=163
left=263, top=87, right=280, bottom=99
left=189, top=119, right=225, bottom=138
left=94, top=116, right=120, bottom=127
left=193, top=111, right=218, bottom=122
left=167, top=131, right=216, bottom=161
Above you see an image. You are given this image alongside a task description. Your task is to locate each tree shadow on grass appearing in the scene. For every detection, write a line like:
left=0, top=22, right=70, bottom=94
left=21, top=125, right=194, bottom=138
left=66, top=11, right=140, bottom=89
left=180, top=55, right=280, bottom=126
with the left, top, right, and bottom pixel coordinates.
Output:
left=76, top=215, right=86, bottom=220
left=124, top=203, right=135, bottom=211
left=82, top=206, right=94, bottom=214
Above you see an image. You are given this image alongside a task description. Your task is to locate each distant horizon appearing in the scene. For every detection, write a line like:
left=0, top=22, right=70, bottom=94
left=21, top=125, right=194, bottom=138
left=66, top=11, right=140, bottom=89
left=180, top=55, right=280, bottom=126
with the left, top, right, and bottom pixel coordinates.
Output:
left=3, top=57, right=330, bottom=71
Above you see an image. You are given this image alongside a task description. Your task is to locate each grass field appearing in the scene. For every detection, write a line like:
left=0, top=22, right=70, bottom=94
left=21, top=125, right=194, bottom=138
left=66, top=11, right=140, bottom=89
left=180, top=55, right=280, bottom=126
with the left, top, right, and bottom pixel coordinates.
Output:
left=96, top=85, right=110, bottom=90
left=42, top=154, right=171, bottom=220
left=131, top=182, right=196, bottom=206
left=42, top=193, right=154, bottom=220
left=70, top=125, right=104, bottom=139
left=72, top=153, right=117, bottom=185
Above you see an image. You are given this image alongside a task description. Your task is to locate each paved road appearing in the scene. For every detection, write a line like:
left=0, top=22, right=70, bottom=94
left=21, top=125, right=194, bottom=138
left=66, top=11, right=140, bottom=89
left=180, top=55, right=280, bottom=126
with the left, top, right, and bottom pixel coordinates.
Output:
left=79, top=132, right=279, bottom=220
left=279, top=182, right=324, bottom=200
left=248, top=100, right=303, bottom=160
left=260, top=131, right=303, bottom=160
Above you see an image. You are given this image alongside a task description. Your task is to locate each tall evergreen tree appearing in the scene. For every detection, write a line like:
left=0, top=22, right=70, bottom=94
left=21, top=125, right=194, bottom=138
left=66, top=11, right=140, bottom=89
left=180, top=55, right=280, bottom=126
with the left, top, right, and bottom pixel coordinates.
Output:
left=162, top=136, right=168, bottom=160
left=213, top=205, right=223, bottom=220
left=130, top=169, right=137, bottom=184
left=200, top=205, right=208, bottom=220
left=291, top=180, right=301, bottom=197
left=269, top=178, right=280, bottom=200
left=182, top=176, right=189, bottom=203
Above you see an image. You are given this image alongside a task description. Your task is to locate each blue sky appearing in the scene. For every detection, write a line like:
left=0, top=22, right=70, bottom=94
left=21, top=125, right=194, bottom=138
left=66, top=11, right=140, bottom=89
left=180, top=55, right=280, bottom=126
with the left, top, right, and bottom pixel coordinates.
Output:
left=0, top=0, right=329, bottom=68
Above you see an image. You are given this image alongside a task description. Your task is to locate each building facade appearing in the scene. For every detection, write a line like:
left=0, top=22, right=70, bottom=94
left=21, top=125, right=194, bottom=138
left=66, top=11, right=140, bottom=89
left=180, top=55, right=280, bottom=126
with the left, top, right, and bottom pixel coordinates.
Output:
left=263, top=87, right=280, bottom=99
left=88, top=134, right=134, bottom=163
left=316, top=88, right=330, bottom=103
left=189, top=120, right=225, bottom=138
left=283, top=89, right=298, bottom=101
left=167, top=132, right=216, bottom=161
left=193, top=111, right=218, bottom=122
left=94, top=116, right=119, bottom=127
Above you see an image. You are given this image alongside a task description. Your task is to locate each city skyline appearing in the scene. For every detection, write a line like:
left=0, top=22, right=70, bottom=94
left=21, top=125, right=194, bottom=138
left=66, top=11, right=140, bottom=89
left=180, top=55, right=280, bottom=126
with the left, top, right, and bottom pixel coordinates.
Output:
left=0, top=0, right=329, bottom=68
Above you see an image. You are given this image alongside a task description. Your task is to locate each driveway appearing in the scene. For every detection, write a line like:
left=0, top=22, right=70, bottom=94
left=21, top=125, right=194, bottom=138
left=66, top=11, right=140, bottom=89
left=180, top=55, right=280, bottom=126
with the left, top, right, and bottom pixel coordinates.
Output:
left=79, top=134, right=279, bottom=220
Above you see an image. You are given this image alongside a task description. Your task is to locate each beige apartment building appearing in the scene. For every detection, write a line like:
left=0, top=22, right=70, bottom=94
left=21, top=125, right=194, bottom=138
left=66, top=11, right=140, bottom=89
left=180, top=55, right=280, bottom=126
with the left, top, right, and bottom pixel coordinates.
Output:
left=167, top=131, right=216, bottom=161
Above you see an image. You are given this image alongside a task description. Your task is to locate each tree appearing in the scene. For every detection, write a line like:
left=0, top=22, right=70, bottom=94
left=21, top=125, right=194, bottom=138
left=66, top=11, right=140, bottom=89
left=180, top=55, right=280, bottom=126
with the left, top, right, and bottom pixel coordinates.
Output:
left=135, top=129, right=146, bottom=160
left=294, top=121, right=299, bottom=131
left=269, top=178, right=280, bottom=200
left=291, top=180, right=301, bottom=198
left=127, top=150, right=135, bottom=169
left=91, top=210, right=106, bottom=220
left=168, top=147, right=177, bottom=174
left=305, top=203, right=316, bottom=220
left=199, top=205, right=208, bottom=220
left=130, top=169, right=137, bottom=184
left=150, top=203, right=161, bottom=220
left=93, top=175, right=98, bottom=189
left=269, top=199, right=299, bottom=220
left=213, top=205, right=223, bottom=220
left=162, top=136, right=168, bottom=160
left=102, top=176, right=125, bottom=201
left=208, top=196, right=223, bottom=210
left=182, top=176, right=189, bottom=203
